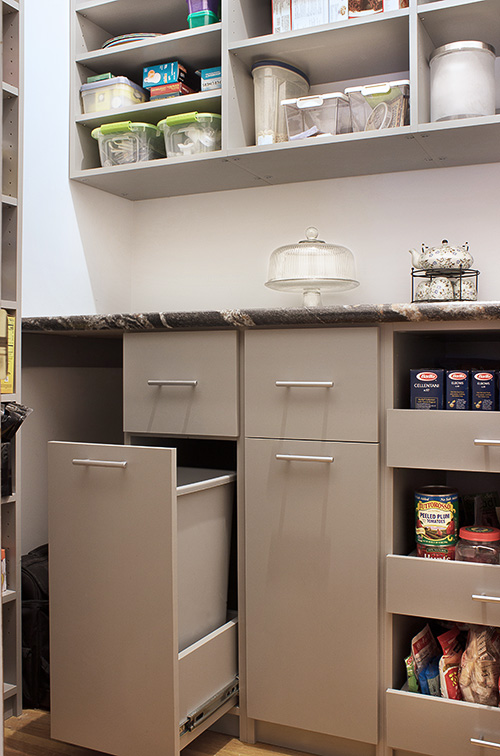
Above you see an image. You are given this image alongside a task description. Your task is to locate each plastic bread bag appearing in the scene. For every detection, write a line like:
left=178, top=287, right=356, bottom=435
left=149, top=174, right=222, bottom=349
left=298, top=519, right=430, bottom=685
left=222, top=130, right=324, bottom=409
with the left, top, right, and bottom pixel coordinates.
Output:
left=405, top=654, right=419, bottom=692
left=438, top=625, right=464, bottom=699
left=1, top=402, right=33, bottom=442
left=411, top=624, right=440, bottom=679
left=459, top=625, right=500, bottom=706
left=418, top=657, right=441, bottom=696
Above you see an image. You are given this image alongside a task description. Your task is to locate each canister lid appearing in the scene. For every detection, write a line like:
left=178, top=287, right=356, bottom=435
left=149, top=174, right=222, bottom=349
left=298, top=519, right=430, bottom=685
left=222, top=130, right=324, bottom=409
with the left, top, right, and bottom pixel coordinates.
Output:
left=251, top=60, right=310, bottom=86
left=459, top=526, right=500, bottom=542
left=430, top=40, right=495, bottom=62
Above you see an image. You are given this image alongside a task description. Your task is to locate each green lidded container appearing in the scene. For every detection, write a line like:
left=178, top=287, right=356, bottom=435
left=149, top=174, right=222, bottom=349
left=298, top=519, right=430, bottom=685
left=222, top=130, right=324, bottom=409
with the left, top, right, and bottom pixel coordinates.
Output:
left=157, top=112, right=221, bottom=157
left=91, top=121, right=165, bottom=167
left=188, top=10, right=219, bottom=27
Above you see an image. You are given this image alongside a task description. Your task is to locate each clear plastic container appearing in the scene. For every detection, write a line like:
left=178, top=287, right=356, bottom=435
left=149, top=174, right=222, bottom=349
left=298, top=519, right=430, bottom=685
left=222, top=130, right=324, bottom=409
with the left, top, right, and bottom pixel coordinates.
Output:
left=455, top=526, right=500, bottom=564
left=157, top=112, right=221, bottom=156
left=91, top=121, right=165, bottom=167
left=282, top=92, right=352, bottom=140
left=251, top=60, right=310, bottom=145
left=430, top=41, right=496, bottom=122
left=80, top=77, right=148, bottom=114
left=345, top=80, right=410, bottom=131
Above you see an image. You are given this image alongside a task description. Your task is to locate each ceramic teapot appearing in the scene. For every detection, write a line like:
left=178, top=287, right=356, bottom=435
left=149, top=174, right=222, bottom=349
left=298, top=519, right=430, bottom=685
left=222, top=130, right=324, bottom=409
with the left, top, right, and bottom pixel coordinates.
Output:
left=409, top=239, right=473, bottom=270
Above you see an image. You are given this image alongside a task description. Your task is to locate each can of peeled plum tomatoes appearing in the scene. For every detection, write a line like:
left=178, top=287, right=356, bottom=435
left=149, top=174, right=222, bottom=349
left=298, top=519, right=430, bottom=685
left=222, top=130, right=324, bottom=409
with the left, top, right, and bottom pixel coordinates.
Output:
left=415, top=486, right=458, bottom=559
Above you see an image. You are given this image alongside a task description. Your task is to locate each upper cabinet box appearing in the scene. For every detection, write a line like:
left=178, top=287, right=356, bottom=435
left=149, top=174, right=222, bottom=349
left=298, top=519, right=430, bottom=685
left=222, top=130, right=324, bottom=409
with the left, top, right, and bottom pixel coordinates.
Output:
left=244, top=327, right=379, bottom=442
left=123, top=331, right=239, bottom=437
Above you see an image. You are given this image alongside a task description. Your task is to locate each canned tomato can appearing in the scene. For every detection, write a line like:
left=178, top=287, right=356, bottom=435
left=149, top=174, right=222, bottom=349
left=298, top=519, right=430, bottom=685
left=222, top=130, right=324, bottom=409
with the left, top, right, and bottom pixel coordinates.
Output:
left=415, top=486, right=458, bottom=559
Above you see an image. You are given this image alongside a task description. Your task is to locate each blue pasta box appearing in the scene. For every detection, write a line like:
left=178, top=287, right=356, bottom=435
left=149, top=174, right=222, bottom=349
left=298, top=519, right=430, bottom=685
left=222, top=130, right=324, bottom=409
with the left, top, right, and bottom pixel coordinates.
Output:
left=472, top=370, right=497, bottom=410
left=410, top=369, right=444, bottom=409
left=446, top=370, right=469, bottom=410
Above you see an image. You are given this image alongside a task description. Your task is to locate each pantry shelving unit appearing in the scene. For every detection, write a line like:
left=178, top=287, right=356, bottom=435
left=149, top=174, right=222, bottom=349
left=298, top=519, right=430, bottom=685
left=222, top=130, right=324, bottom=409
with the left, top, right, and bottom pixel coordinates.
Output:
left=1, top=0, right=22, bottom=726
left=69, top=0, right=500, bottom=200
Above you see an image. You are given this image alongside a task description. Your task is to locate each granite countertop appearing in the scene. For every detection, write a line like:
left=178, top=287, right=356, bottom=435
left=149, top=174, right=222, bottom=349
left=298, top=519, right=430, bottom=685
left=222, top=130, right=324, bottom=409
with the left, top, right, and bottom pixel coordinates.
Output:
left=22, top=302, right=500, bottom=333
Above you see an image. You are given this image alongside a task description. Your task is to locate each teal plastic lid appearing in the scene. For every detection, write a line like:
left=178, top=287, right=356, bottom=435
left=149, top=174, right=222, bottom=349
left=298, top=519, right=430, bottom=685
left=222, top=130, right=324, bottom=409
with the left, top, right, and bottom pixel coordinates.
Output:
left=188, top=10, right=219, bottom=21
left=91, top=121, right=159, bottom=139
left=157, top=112, right=221, bottom=129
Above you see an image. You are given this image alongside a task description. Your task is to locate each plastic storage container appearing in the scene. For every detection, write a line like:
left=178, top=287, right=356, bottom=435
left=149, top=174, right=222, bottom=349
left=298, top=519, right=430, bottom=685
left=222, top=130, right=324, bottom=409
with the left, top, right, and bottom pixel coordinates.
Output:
left=251, top=60, right=310, bottom=145
left=80, top=77, right=148, bottom=114
left=345, top=80, right=410, bottom=131
left=430, top=41, right=496, bottom=122
left=176, top=467, right=235, bottom=650
left=91, top=121, right=165, bottom=167
left=157, top=112, right=221, bottom=156
left=455, top=526, right=500, bottom=564
left=282, top=92, right=352, bottom=140
left=188, top=9, right=219, bottom=26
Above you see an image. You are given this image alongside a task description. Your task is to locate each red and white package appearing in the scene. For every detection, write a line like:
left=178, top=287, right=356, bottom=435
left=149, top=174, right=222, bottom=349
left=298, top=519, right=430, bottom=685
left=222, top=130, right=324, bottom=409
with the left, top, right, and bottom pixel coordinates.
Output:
left=438, top=626, right=463, bottom=699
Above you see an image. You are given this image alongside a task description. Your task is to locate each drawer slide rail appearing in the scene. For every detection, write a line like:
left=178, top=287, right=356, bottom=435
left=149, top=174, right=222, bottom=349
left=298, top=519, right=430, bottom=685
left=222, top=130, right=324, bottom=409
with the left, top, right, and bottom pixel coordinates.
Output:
left=179, top=677, right=239, bottom=737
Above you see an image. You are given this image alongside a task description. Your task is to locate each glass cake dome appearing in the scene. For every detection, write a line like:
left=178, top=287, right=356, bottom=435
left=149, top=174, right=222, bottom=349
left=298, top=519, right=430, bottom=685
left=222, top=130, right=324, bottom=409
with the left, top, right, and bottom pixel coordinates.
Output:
left=265, top=226, right=360, bottom=306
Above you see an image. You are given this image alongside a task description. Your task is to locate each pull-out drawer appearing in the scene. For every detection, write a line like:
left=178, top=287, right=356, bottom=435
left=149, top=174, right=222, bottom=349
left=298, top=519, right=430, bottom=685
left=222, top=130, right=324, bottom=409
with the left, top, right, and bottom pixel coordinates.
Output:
left=48, top=442, right=237, bottom=756
left=244, top=327, right=378, bottom=441
left=124, top=331, right=238, bottom=437
left=387, top=554, right=500, bottom=626
left=387, top=409, right=500, bottom=471
left=387, top=688, right=500, bottom=756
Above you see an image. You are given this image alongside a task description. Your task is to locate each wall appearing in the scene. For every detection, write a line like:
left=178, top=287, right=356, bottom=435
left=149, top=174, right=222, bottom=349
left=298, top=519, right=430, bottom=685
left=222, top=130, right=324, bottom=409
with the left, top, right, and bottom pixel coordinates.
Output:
left=21, top=2, right=500, bottom=317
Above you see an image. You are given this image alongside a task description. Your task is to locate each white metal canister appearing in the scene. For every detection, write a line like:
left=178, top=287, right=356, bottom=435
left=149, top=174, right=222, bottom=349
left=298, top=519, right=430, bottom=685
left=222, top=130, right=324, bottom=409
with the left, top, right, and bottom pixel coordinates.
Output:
left=429, top=41, right=496, bottom=122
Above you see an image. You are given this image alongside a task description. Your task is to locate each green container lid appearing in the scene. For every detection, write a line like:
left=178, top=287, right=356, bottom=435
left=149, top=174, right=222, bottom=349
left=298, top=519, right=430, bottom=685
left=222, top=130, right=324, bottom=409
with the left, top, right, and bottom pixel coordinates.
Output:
left=157, top=112, right=221, bottom=130
left=188, top=10, right=219, bottom=27
left=91, top=121, right=159, bottom=139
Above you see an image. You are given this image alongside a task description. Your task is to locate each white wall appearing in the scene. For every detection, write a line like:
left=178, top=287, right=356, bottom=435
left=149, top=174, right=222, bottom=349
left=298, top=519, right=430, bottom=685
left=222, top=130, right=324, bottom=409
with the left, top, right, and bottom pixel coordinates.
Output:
left=21, top=1, right=500, bottom=317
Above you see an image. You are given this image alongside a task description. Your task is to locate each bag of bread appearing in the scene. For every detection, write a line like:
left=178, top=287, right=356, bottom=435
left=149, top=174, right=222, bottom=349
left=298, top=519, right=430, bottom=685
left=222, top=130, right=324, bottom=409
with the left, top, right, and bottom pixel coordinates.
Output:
left=438, top=625, right=463, bottom=699
left=459, top=625, right=500, bottom=706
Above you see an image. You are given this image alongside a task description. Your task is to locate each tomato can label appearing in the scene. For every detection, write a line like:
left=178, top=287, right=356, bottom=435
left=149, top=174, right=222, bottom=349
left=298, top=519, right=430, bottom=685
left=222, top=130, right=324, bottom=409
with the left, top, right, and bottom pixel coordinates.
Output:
left=415, top=486, right=458, bottom=549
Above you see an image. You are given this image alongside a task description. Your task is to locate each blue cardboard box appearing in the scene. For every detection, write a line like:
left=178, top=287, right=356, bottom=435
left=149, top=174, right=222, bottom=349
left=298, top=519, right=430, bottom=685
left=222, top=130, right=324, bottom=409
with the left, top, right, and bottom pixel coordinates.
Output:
left=472, top=370, right=497, bottom=410
left=143, top=61, right=198, bottom=90
left=446, top=370, right=469, bottom=410
left=197, top=66, right=222, bottom=91
left=410, top=369, right=444, bottom=409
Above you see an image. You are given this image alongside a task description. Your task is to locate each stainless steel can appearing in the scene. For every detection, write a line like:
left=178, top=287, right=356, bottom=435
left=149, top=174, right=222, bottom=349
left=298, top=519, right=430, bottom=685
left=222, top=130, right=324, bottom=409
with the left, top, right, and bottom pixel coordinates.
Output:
left=415, top=486, right=459, bottom=559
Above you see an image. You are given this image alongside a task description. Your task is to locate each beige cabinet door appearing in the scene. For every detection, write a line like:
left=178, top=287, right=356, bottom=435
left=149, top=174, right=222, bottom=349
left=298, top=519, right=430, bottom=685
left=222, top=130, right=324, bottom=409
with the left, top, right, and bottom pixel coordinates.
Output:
left=244, top=328, right=379, bottom=442
left=48, top=442, right=179, bottom=756
left=123, top=331, right=239, bottom=437
left=245, top=438, right=379, bottom=744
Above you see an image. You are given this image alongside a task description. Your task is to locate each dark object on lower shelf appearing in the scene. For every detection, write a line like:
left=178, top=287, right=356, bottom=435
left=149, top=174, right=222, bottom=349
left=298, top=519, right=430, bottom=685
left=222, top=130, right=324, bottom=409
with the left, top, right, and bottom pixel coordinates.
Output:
left=22, top=543, right=50, bottom=710
left=1, top=440, right=13, bottom=497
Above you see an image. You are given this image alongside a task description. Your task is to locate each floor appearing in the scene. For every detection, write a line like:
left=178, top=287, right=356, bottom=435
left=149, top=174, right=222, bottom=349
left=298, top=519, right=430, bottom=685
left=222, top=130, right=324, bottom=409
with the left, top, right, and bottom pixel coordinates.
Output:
left=4, top=710, right=313, bottom=756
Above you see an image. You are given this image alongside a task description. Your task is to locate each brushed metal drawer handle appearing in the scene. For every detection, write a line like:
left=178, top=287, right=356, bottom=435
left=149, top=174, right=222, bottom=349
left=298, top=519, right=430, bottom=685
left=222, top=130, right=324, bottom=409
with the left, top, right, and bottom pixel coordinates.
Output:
left=472, top=594, right=500, bottom=604
left=474, top=439, right=500, bottom=447
left=275, top=381, right=334, bottom=388
left=72, top=459, right=128, bottom=469
left=471, top=737, right=500, bottom=750
left=147, top=380, right=198, bottom=386
left=275, top=454, right=334, bottom=463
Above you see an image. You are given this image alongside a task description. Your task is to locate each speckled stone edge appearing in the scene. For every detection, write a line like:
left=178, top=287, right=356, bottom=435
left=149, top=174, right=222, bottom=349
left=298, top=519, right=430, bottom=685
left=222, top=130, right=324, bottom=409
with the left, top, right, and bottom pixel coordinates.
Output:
left=21, top=302, right=500, bottom=333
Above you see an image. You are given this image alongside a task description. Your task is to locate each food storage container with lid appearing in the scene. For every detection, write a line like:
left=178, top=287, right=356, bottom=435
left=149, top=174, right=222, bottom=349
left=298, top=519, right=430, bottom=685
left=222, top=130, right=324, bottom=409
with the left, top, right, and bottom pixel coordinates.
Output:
left=282, top=92, right=352, bottom=140
left=188, top=9, right=219, bottom=26
left=157, top=112, right=221, bottom=156
left=265, top=226, right=359, bottom=307
left=430, top=41, right=496, bottom=122
left=91, top=121, right=165, bottom=167
left=251, top=60, right=309, bottom=145
left=455, top=526, right=500, bottom=564
left=345, top=80, right=409, bottom=131
left=80, top=77, right=148, bottom=114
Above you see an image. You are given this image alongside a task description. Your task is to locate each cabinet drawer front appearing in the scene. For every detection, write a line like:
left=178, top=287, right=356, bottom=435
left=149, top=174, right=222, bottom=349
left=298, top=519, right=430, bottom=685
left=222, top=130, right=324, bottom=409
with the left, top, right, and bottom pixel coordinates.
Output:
left=244, top=328, right=378, bottom=441
left=387, top=689, right=500, bottom=756
left=124, top=331, right=238, bottom=437
left=387, top=409, right=500, bottom=471
left=387, top=554, right=500, bottom=625
left=245, top=438, right=379, bottom=743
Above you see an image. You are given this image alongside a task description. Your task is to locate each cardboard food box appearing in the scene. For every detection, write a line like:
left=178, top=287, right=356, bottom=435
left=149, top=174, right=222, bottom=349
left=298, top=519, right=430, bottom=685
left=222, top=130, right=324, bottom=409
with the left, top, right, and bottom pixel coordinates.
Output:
left=272, top=0, right=291, bottom=32
left=292, top=0, right=329, bottom=29
left=149, top=83, right=196, bottom=100
left=143, top=61, right=198, bottom=91
left=410, top=369, right=444, bottom=410
left=198, top=66, right=222, bottom=91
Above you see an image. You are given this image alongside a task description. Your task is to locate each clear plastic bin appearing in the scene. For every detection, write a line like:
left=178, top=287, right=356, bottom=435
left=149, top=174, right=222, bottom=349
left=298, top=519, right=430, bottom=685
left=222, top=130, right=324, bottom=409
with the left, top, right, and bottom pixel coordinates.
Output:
left=91, top=121, right=165, bottom=167
left=282, top=92, right=352, bottom=140
left=251, top=60, right=309, bottom=145
left=345, top=79, right=410, bottom=131
left=157, top=112, right=221, bottom=157
left=80, top=76, right=148, bottom=114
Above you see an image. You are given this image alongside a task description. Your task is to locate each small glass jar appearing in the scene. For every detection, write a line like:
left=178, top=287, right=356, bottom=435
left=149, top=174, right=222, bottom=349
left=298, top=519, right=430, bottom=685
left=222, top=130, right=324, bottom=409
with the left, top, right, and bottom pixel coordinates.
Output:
left=455, top=526, right=500, bottom=564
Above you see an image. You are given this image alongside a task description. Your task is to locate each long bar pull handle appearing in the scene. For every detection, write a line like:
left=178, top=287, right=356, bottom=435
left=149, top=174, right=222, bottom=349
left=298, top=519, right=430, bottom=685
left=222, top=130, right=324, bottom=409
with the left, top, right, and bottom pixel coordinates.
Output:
left=72, top=459, right=128, bottom=469
left=148, top=380, right=198, bottom=386
left=472, top=594, right=500, bottom=604
left=471, top=738, right=500, bottom=750
left=474, top=439, right=500, bottom=447
left=275, top=381, right=334, bottom=388
left=276, top=454, right=334, bottom=463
